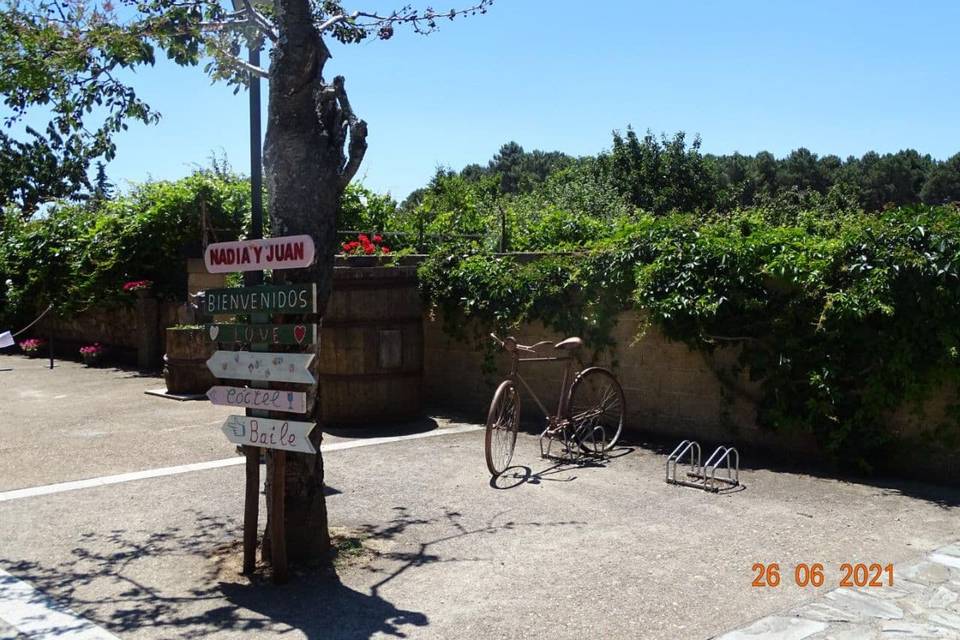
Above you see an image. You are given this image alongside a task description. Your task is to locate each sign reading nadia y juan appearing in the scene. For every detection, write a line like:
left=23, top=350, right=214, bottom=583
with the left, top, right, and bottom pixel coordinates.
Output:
left=205, top=234, right=315, bottom=273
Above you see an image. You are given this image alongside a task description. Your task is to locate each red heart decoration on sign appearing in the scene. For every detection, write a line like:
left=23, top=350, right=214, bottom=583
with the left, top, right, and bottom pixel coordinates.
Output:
left=294, top=325, right=306, bottom=344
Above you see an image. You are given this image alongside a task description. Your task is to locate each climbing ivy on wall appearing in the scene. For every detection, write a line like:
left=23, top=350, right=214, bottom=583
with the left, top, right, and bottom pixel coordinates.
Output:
left=418, top=206, right=960, bottom=470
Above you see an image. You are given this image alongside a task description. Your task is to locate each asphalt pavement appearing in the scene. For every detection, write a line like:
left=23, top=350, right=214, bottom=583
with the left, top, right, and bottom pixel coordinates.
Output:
left=1, top=354, right=959, bottom=639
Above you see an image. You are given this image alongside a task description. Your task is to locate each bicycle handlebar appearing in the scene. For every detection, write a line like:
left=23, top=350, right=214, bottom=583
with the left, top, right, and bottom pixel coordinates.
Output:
left=490, top=333, right=546, bottom=353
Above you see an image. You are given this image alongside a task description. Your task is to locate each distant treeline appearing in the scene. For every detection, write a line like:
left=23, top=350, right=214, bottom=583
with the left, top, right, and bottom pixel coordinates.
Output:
left=401, top=130, right=960, bottom=215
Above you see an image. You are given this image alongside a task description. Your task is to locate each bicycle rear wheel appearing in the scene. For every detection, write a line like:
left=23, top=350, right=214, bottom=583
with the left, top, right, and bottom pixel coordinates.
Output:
left=566, top=367, right=625, bottom=453
left=485, top=380, right=520, bottom=476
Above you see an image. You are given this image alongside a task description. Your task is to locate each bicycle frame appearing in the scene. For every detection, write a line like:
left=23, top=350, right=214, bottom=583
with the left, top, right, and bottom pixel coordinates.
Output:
left=506, top=347, right=576, bottom=426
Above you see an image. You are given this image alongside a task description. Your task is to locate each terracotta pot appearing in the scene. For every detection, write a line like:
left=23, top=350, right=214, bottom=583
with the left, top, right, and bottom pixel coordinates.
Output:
left=82, top=353, right=102, bottom=367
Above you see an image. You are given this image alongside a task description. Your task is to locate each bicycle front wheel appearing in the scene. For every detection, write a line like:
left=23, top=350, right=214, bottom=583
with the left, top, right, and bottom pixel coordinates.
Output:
left=566, top=367, right=625, bottom=453
left=484, top=380, right=520, bottom=476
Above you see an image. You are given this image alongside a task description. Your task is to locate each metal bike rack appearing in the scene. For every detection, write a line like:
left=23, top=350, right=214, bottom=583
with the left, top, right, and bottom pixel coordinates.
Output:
left=667, top=440, right=742, bottom=493
left=686, top=445, right=740, bottom=492
left=665, top=440, right=702, bottom=488
left=540, top=420, right=608, bottom=463
left=702, top=446, right=740, bottom=492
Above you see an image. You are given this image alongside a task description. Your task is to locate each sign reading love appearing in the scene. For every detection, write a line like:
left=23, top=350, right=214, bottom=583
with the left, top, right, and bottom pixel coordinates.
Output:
left=206, top=324, right=317, bottom=347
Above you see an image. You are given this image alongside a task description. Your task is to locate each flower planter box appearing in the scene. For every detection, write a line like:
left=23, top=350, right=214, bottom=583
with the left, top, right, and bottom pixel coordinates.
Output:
left=163, top=327, right=217, bottom=394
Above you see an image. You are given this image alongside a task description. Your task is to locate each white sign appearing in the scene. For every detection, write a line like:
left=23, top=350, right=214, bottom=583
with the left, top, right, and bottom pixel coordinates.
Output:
left=207, top=385, right=308, bottom=414
left=204, top=234, right=315, bottom=273
left=221, top=415, right=316, bottom=453
left=206, top=351, right=315, bottom=384
left=0, top=331, right=12, bottom=349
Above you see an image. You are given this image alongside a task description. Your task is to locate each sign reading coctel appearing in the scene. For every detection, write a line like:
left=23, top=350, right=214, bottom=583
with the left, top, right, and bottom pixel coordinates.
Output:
left=207, top=385, right=308, bottom=414
left=205, top=235, right=315, bottom=273
left=221, top=415, right=316, bottom=454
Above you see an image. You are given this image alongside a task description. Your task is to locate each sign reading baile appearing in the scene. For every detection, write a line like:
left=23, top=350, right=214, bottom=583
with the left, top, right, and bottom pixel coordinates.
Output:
left=221, top=415, right=316, bottom=454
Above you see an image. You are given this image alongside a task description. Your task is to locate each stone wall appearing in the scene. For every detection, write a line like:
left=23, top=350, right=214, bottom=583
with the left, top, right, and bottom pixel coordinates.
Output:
left=423, top=311, right=818, bottom=453
left=39, top=300, right=179, bottom=365
left=423, top=310, right=957, bottom=481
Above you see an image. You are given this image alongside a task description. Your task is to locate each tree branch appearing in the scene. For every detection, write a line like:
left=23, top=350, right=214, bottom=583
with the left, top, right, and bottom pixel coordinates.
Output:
left=332, top=76, right=367, bottom=187
left=318, top=1, right=494, bottom=38
left=226, top=53, right=269, bottom=78
left=239, top=0, right=278, bottom=42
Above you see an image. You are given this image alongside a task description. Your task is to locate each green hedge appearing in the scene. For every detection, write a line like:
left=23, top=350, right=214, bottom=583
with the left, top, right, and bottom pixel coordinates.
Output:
left=0, top=169, right=249, bottom=327
left=418, top=206, right=960, bottom=469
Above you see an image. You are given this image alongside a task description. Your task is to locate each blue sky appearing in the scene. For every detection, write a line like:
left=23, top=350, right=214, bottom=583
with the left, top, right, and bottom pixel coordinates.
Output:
left=100, top=0, right=960, bottom=200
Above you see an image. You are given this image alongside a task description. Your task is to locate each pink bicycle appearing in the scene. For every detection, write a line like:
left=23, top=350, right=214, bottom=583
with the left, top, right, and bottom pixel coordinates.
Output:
left=485, top=334, right=625, bottom=476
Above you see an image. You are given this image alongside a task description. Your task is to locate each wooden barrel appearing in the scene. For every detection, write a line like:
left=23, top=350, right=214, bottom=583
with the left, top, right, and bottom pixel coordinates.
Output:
left=318, top=265, right=423, bottom=424
left=163, top=327, right=217, bottom=394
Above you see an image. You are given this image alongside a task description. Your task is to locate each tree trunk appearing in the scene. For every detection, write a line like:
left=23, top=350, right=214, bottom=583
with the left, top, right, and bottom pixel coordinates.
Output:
left=262, top=0, right=367, bottom=564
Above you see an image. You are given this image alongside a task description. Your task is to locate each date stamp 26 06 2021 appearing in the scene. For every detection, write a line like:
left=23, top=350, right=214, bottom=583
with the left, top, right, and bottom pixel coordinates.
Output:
left=752, top=562, right=894, bottom=588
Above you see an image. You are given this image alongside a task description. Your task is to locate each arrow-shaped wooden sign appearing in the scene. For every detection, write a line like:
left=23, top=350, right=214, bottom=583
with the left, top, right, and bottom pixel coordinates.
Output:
left=206, top=351, right=315, bottom=384
left=207, top=386, right=308, bottom=414
left=201, top=283, right=316, bottom=315
left=205, top=234, right=315, bottom=273
left=221, top=415, right=316, bottom=454
left=207, top=324, right=317, bottom=347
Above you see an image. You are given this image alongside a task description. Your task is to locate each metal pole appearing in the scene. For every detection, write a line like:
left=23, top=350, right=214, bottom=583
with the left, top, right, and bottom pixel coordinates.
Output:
left=248, top=40, right=264, bottom=255
left=242, top=37, right=265, bottom=577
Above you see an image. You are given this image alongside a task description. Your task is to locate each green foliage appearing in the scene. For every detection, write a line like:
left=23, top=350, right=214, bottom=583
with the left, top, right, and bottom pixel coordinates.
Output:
left=607, top=128, right=717, bottom=214
left=419, top=206, right=960, bottom=469
left=338, top=182, right=398, bottom=232
left=0, top=168, right=248, bottom=327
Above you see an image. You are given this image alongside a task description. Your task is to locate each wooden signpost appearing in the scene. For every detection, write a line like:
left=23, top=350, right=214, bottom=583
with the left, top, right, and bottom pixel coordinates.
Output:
left=206, top=350, right=316, bottom=384
left=202, top=234, right=320, bottom=585
left=201, top=283, right=316, bottom=315
left=221, top=415, right=317, bottom=454
left=207, top=385, right=308, bottom=414
left=204, top=235, right=315, bottom=273
left=207, top=323, right=317, bottom=346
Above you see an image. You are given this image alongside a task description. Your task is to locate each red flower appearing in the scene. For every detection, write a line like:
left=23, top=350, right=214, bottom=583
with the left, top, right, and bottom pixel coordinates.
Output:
left=358, top=234, right=370, bottom=245
left=373, top=234, right=383, bottom=244
left=381, top=246, right=391, bottom=254
left=363, top=244, right=375, bottom=255
left=123, top=279, right=153, bottom=292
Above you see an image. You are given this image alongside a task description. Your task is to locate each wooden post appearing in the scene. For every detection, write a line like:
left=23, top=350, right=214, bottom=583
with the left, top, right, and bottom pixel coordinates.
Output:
left=242, top=445, right=259, bottom=575
left=242, top=267, right=266, bottom=575
left=270, top=450, right=288, bottom=584
left=47, top=333, right=54, bottom=369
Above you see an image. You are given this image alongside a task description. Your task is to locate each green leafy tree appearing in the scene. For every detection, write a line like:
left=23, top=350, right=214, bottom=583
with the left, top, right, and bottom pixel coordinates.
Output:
left=1, top=0, right=493, bottom=564
left=607, top=128, right=717, bottom=214
left=921, top=153, right=960, bottom=205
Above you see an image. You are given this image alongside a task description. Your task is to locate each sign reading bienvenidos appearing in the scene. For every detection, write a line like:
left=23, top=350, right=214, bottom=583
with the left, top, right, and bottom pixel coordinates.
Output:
left=202, top=283, right=316, bottom=315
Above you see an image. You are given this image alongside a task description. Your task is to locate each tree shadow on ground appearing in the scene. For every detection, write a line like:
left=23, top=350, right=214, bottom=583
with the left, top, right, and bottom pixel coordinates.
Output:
left=1, top=507, right=583, bottom=639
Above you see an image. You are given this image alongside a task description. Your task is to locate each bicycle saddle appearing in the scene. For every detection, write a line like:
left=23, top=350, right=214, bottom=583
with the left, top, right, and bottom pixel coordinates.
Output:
left=554, top=336, right=583, bottom=351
